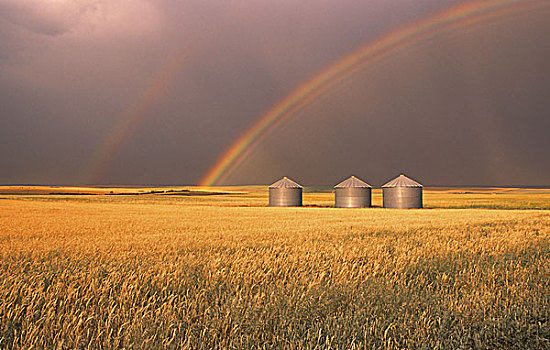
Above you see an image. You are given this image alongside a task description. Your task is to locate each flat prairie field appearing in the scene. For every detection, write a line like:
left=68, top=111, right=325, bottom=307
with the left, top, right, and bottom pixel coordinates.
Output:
left=0, top=187, right=549, bottom=349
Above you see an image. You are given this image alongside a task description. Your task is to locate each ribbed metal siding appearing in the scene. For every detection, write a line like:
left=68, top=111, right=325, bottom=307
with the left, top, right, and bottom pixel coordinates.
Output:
left=383, top=187, right=422, bottom=209
left=335, top=187, right=371, bottom=208
left=269, top=188, right=302, bottom=207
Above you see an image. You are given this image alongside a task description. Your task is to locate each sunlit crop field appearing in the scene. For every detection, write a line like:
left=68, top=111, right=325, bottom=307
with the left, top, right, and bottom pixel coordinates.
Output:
left=0, top=187, right=549, bottom=349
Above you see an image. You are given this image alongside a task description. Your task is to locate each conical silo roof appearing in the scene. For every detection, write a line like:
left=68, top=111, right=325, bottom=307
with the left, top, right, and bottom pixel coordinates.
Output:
left=334, top=175, right=372, bottom=188
left=269, top=177, right=303, bottom=188
left=382, top=174, right=423, bottom=188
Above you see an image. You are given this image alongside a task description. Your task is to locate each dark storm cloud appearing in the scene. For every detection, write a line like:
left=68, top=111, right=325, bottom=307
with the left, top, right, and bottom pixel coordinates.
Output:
left=0, top=0, right=548, bottom=186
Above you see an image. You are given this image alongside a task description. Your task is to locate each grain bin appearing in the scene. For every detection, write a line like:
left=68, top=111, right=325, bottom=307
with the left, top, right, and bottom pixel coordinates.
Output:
left=382, top=174, right=423, bottom=209
left=269, top=177, right=303, bottom=207
left=334, top=175, right=372, bottom=208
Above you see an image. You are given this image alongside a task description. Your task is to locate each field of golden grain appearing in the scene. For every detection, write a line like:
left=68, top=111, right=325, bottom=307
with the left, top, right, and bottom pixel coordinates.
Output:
left=0, top=187, right=549, bottom=349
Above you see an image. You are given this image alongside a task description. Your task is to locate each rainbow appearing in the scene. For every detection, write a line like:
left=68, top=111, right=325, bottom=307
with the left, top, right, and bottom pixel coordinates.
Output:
left=200, top=0, right=547, bottom=186
left=83, top=48, right=191, bottom=184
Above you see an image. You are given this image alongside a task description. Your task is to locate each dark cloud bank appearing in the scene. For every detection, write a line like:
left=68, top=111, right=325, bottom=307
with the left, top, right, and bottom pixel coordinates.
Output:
left=0, top=0, right=548, bottom=186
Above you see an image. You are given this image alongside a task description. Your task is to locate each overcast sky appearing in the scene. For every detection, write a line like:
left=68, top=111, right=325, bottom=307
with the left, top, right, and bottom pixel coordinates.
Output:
left=1, top=0, right=549, bottom=186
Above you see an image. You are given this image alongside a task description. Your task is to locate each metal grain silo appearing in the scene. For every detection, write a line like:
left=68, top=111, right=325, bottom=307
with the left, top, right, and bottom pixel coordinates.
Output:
left=334, top=175, right=372, bottom=208
left=382, top=174, right=423, bottom=209
left=269, top=177, right=303, bottom=207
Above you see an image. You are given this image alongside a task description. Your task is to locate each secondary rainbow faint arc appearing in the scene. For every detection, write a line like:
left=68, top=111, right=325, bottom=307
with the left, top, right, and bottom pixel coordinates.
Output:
left=200, top=0, right=546, bottom=186
left=84, top=48, right=191, bottom=184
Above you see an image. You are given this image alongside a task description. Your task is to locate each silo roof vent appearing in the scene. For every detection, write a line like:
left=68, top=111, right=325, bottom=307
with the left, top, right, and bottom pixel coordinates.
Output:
left=269, top=177, right=303, bottom=188
left=382, top=174, right=423, bottom=188
left=335, top=175, right=372, bottom=188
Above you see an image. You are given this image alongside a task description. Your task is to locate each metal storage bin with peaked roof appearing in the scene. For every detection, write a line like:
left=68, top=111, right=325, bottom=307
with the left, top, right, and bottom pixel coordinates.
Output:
left=268, top=177, right=303, bottom=207
left=382, top=174, right=423, bottom=209
left=334, top=175, right=372, bottom=208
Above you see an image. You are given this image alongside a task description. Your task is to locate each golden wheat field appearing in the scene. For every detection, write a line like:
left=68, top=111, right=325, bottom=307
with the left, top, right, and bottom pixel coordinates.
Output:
left=0, top=187, right=549, bottom=349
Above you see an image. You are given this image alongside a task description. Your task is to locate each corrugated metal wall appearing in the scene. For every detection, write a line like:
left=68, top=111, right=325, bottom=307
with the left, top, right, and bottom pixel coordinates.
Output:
left=383, top=187, right=422, bottom=209
left=335, top=187, right=371, bottom=208
left=269, top=188, right=302, bottom=207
